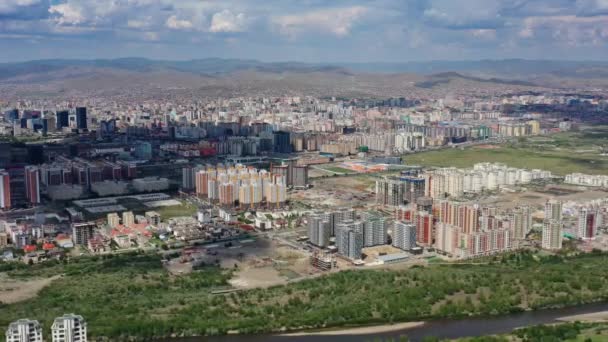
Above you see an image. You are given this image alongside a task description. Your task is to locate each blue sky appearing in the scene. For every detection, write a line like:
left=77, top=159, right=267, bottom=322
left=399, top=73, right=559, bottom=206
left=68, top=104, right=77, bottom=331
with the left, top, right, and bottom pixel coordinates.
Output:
left=0, top=0, right=608, bottom=62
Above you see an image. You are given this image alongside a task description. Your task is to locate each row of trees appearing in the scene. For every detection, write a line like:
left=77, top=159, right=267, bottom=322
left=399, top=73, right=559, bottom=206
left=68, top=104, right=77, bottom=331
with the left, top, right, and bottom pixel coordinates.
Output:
left=1, top=251, right=608, bottom=340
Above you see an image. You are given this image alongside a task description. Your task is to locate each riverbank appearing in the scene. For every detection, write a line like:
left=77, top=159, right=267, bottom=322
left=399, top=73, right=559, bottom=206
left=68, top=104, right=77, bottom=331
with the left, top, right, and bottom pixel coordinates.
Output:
left=162, top=303, right=608, bottom=342
left=559, top=311, right=608, bottom=323
left=280, top=322, right=425, bottom=336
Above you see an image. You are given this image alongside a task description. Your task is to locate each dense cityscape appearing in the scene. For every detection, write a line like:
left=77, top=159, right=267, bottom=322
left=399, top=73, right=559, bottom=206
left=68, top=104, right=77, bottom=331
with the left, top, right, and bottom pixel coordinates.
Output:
left=2, top=1, right=608, bottom=341
left=1, top=85, right=608, bottom=341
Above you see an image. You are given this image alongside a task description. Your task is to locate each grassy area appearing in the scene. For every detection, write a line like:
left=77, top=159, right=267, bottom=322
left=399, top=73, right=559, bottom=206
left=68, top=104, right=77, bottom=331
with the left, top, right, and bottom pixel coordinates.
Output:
left=405, top=145, right=608, bottom=176
left=405, top=127, right=608, bottom=176
left=155, top=202, right=197, bottom=219
left=450, top=322, right=608, bottom=342
left=2, top=251, right=608, bottom=340
left=0, top=253, right=232, bottom=340
left=321, top=166, right=356, bottom=174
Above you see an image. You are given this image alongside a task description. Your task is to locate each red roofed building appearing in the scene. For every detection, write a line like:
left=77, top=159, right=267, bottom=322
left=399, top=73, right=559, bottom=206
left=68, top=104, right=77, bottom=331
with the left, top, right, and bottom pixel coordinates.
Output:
left=42, top=242, right=55, bottom=250
left=23, top=245, right=37, bottom=253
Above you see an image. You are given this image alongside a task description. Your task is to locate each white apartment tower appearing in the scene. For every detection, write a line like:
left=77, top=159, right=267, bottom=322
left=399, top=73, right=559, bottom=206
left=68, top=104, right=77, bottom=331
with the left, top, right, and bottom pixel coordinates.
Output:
left=361, top=211, right=388, bottom=247
left=544, top=199, right=563, bottom=222
left=51, top=314, right=87, bottom=342
left=335, top=220, right=364, bottom=260
left=5, top=319, right=43, bottom=342
left=542, top=219, right=563, bottom=250
left=307, top=213, right=330, bottom=247
left=392, top=221, right=416, bottom=251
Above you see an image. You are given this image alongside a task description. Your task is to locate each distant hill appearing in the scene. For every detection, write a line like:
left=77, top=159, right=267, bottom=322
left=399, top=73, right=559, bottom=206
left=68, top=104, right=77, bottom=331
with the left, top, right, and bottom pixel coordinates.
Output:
left=0, top=58, right=606, bottom=98
left=3, top=58, right=608, bottom=81
left=415, top=72, right=538, bottom=88
left=340, top=59, right=608, bottom=79
left=0, top=58, right=351, bottom=81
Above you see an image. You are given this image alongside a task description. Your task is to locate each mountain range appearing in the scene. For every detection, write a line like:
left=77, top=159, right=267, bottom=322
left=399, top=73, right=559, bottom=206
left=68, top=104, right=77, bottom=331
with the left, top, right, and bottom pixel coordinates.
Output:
left=0, top=58, right=606, bottom=98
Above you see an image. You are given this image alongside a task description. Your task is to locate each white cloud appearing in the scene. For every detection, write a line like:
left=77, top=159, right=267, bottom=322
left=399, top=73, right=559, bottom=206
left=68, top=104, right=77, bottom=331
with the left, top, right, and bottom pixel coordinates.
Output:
left=143, top=31, right=159, bottom=41
left=210, top=10, right=247, bottom=33
left=423, top=0, right=504, bottom=29
left=0, top=0, right=40, bottom=14
left=274, top=6, right=367, bottom=38
left=127, top=19, right=151, bottom=29
left=520, top=15, right=608, bottom=45
left=166, top=15, right=194, bottom=30
left=470, top=29, right=497, bottom=39
left=576, top=0, right=608, bottom=15
left=48, top=3, right=85, bottom=25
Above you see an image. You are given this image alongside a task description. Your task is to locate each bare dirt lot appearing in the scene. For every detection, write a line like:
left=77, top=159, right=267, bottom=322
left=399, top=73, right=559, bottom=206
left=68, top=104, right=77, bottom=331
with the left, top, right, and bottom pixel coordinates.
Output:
left=477, top=184, right=608, bottom=210
left=0, top=274, right=60, bottom=304
left=229, top=266, right=288, bottom=289
left=292, top=174, right=379, bottom=209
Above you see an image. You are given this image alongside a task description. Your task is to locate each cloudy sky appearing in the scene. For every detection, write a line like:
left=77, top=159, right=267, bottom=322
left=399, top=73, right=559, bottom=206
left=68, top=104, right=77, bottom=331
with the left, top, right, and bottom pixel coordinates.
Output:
left=1, top=0, right=608, bottom=62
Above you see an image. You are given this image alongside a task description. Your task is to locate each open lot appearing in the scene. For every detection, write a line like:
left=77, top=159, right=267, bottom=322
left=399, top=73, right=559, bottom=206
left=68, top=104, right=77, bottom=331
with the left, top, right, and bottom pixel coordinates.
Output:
left=0, top=274, right=60, bottom=304
left=476, top=184, right=608, bottom=211
left=291, top=174, right=379, bottom=209
left=156, top=202, right=197, bottom=219
left=405, top=127, right=608, bottom=176
left=73, top=193, right=196, bottom=220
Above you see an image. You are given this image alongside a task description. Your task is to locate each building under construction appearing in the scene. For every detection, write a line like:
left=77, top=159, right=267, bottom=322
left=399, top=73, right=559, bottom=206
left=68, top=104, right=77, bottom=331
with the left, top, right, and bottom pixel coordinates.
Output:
left=309, top=250, right=337, bottom=271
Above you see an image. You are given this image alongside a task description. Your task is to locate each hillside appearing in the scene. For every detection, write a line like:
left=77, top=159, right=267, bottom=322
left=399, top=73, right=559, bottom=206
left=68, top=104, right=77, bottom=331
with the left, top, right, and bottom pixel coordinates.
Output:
left=1, top=58, right=604, bottom=99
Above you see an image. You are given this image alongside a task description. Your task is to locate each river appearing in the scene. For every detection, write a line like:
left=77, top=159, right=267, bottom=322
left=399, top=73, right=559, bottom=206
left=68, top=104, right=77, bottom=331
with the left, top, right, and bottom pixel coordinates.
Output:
left=162, top=302, right=608, bottom=342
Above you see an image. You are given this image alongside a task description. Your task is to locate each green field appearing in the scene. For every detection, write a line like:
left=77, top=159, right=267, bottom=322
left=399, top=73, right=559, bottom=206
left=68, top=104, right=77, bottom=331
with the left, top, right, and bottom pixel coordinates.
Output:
left=156, top=202, right=197, bottom=219
left=405, top=146, right=608, bottom=175
left=449, top=322, right=608, bottom=342
left=2, top=251, right=608, bottom=340
left=321, top=165, right=356, bottom=174
left=405, top=129, right=608, bottom=176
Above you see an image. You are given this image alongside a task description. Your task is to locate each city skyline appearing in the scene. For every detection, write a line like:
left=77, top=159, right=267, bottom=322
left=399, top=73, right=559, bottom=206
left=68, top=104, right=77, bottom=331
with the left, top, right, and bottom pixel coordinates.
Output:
left=2, top=2, right=608, bottom=340
left=1, top=0, right=608, bottom=63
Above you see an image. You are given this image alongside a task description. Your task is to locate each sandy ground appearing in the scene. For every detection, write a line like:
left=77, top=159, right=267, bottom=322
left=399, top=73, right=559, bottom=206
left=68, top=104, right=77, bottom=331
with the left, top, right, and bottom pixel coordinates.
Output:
left=229, top=266, right=288, bottom=289
left=281, top=321, right=425, bottom=336
left=0, top=274, right=60, bottom=304
left=292, top=175, right=377, bottom=209
left=558, top=311, right=608, bottom=322
left=477, top=186, right=608, bottom=210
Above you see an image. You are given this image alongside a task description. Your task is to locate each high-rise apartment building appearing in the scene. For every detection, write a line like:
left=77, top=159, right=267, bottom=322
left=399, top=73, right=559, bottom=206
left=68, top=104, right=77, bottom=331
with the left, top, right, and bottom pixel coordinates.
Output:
left=0, top=169, right=11, bottom=209
left=273, top=131, right=292, bottom=153
left=292, top=165, right=309, bottom=189
left=416, top=211, right=433, bottom=245
left=182, top=166, right=197, bottom=191
left=307, top=213, right=330, bottom=247
left=322, top=208, right=356, bottom=236
left=107, top=213, right=120, bottom=228
left=56, top=110, right=69, bottom=129
left=544, top=199, right=563, bottom=222
left=361, top=211, right=388, bottom=247
left=395, top=204, right=416, bottom=222
left=75, top=107, right=87, bottom=130
left=510, top=206, right=532, bottom=240
left=403, top=176, right=425, bottom=204
left=392, top=221, right=416, bottom=251
left=542, top=219, right=563, bottom=250
left=51, top=314, right=87, bottom=342
left=375, top=177, right=404, bottom=207
left=5, top=319, right=43, bottom=342
left=195, top=169, right=211, bottom=197
left=72, top=222, right=95, bottom=246
left=122, top=211, right=135, bottom=228
left=24, top=166, right=40, bottom=205
left=0, top=232, right=8, bottom=247
left=335, top=219, right=364, bottom=260
left=576, top=207, right=600, bottom=239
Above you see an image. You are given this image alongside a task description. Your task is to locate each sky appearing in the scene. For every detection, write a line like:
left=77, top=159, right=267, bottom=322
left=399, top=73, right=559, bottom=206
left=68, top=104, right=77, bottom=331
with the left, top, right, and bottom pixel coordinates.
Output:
left=0, top=0, right=608, bottom=63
